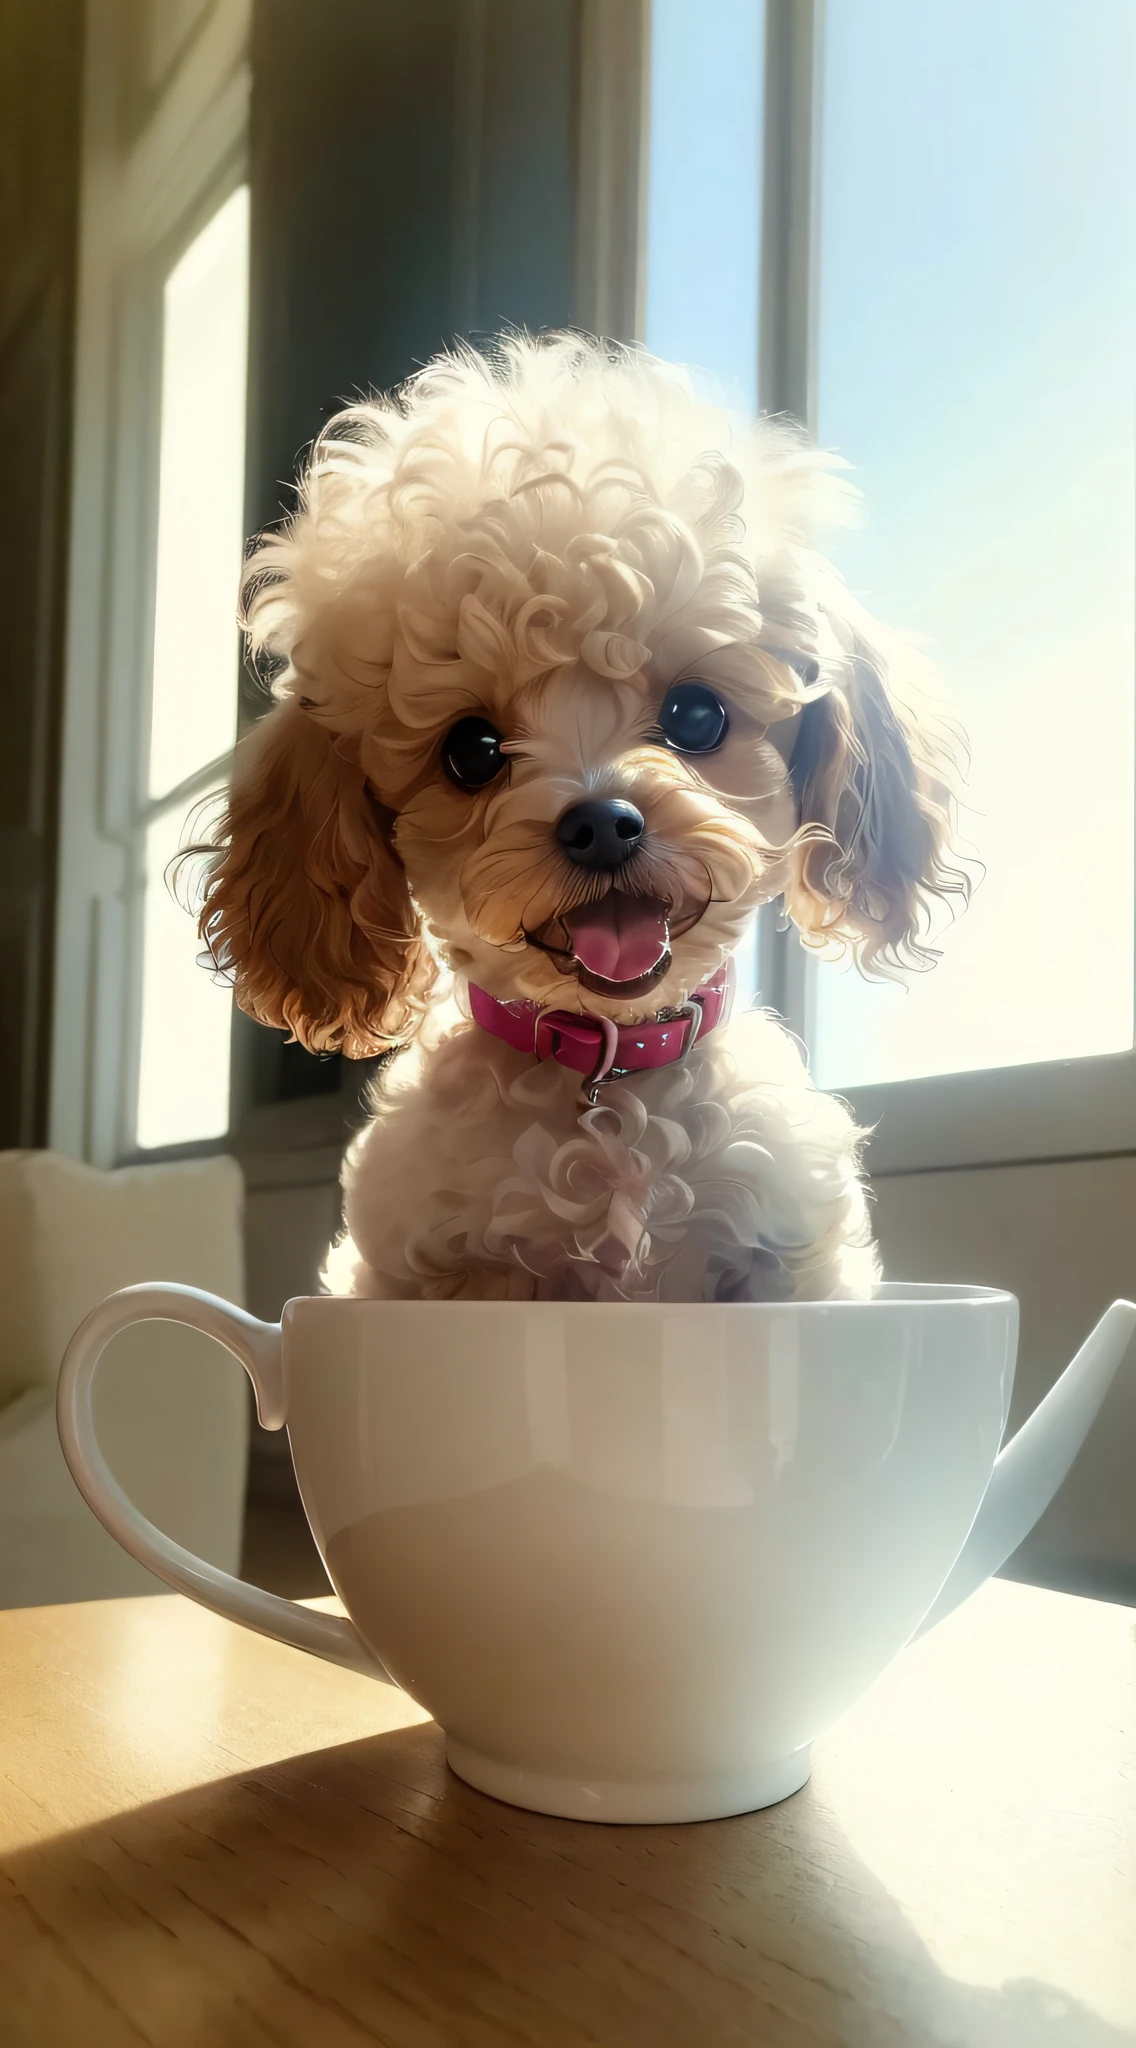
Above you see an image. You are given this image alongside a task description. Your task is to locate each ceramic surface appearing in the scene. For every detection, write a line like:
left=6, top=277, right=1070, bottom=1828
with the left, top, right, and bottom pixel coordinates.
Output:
left=57, top=1282, right=1135, bottom=1822
left=289, top=1288, right=1015, bottom=1817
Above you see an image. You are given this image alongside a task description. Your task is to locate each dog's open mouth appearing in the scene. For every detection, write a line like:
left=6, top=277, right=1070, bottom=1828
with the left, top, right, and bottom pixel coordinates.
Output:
left=528, top=894, right=675, bottom=999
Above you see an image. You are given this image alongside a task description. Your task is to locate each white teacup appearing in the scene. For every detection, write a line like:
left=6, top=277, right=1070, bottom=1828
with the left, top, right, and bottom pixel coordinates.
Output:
left=57, top=1283, right=1134, bottom=1823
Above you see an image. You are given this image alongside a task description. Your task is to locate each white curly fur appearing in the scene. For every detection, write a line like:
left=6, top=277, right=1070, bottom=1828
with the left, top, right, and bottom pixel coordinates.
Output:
left=324, top=996, right=877, bottom=1302
left=201, top=333, right=962, bottom=1304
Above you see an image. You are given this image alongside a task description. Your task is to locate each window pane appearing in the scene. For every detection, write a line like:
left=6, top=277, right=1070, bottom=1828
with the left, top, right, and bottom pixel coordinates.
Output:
left=810, top=0, right=1134, bottom=1089
left=644, top=0, right=764, bottom=411
left=135, top=802, right=231, bottom=1149
left=148, top=184, right=249, bottom=800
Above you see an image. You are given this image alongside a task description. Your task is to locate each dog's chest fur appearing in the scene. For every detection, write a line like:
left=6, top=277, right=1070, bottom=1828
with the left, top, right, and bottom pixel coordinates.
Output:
left=326, top=1002, right=876, bottom=1303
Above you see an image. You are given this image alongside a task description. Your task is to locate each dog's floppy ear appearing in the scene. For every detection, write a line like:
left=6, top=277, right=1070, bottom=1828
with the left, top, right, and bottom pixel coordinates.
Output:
left=199, top=700, right=437, bottom=1054
left=783, top=610, right=966, bottom=970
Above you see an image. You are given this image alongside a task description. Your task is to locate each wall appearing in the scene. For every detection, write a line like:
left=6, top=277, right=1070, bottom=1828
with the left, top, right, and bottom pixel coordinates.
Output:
left=0, top=0, right=81, bottom=1146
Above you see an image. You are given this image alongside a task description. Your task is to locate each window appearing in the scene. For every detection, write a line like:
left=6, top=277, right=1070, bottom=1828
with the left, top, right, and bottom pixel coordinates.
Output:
left=644, top=0, right=1136, bottom=1169
left=50, top=0, right=250, bottom=1168
left=645, top=0, right=763, bottom=414
left=136, top=186, right=249, bottom=1150
left=810, top=0, right=1134, bottom=1092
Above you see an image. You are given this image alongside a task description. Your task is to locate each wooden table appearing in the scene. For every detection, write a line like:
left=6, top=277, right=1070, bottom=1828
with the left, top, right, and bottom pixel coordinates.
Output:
left=1, top=1580, right=1133, bottom=2047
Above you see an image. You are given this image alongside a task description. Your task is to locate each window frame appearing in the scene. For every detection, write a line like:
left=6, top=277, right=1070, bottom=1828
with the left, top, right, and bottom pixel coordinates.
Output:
left=49, top=0, right=250, bottom=1168
left=751, top=0, right=1136, bottom=1175
left=52, top=1, right=1134, bottom=1176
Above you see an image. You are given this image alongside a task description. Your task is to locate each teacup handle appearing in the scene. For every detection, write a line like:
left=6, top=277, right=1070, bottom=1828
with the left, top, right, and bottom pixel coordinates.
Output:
left=57, top=1282, right=385, bottom=1678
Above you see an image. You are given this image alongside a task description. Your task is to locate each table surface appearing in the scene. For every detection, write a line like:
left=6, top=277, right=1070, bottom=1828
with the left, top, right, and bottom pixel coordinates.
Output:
left=1, top=1579, right=1133, bottom=2048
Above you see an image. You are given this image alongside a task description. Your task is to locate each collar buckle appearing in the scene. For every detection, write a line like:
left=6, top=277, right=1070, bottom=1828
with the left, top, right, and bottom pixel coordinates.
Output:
left=580, top=996, right=704, bottom=1107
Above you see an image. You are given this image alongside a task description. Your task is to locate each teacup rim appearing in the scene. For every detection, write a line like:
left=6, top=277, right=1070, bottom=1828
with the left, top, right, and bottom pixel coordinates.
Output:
left=282, top=1281, right=1017, bottom=1315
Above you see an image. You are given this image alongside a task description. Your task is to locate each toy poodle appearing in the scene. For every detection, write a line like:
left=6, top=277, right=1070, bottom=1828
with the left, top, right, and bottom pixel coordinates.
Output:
left=198, top=333, right=963, bottom=1303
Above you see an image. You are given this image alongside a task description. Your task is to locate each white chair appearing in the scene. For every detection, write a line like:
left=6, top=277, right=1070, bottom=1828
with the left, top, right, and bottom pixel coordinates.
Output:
left=0, top=1150, right=249, bottom=1606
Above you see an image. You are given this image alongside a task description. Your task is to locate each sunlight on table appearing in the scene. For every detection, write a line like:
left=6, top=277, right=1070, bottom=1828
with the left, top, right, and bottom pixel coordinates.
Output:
left=820, top=1586, right=1136, bottom=2031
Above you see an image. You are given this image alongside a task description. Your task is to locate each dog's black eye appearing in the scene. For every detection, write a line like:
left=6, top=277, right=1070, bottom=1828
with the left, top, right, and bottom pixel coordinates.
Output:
left=441, top=715, right=506, bottom=790
left=656, top=682, right=729, bottom=754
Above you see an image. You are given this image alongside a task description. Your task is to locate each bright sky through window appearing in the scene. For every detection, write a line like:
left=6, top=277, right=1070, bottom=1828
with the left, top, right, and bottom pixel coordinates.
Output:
left=136, top=185, right=249, bottom=1148
left=646, top=0, right=1134, bottom=1087
left=148, top=184, right=249, bottom=800
left=645, top=0, right=764, bottom=414
left=135, top=800, right=232, bottom=1149
left=810, top=0, right=1135, bottom=1086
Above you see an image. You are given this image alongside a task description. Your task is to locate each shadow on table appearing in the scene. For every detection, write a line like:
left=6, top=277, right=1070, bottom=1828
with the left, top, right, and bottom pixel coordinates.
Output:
left=3, top=1719, right=1128, bottom=2048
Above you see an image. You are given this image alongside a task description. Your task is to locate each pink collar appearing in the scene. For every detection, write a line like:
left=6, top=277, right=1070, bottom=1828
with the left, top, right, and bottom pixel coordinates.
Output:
left=468, top=962, right=733, bottom=1104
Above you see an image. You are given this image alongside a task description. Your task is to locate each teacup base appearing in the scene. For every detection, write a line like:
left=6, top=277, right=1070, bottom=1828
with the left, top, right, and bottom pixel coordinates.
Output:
left=445, top=1739, right=813, bottom=1825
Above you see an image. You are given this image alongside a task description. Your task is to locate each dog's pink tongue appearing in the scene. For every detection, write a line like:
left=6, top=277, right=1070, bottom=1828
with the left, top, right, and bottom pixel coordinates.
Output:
left=564, top=896, right=669, bottom=982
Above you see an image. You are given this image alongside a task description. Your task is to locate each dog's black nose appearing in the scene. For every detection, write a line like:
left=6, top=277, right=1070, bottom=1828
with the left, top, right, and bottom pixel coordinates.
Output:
left=555, top=798, right=645, bottom=870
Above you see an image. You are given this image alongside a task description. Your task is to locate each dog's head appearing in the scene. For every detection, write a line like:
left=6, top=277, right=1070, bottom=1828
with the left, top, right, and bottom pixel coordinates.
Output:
left=200, top=334, right=964, bottom=1053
